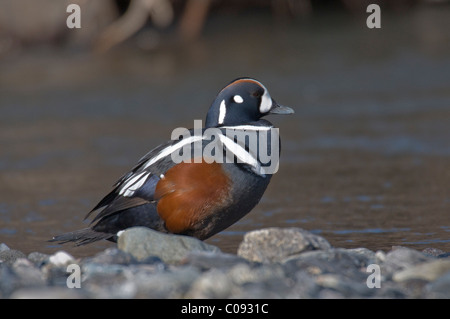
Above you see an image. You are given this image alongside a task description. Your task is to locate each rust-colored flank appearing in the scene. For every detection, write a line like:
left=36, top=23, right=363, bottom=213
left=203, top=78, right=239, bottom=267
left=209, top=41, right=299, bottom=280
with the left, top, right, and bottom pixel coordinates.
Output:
left=155, top=159, right=231, bottom=234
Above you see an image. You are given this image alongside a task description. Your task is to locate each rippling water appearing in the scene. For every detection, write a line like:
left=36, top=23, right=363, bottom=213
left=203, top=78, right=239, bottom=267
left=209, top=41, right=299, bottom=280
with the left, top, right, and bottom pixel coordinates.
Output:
left=1, top=9, right=449, bottom=257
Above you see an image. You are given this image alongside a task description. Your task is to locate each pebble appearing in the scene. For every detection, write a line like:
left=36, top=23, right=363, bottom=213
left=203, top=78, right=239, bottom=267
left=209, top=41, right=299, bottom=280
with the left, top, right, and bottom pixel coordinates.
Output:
left=117, top=226, right=220, bottom=264
left=0, top=226, right=449, bottom=299
left=381, top=246, right=431, bottom=278
left=237, top=227, right=331, bottom=263
left=48, top=251, right=76, bottom=267
left=0, top=243, right=10, bottom=252
left=393, top=259, right=450, bottom=282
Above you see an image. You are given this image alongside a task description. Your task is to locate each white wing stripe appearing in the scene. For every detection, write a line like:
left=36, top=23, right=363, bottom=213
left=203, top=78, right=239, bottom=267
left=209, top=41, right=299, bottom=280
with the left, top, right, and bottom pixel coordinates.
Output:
left=119, top=171, right=149, bottom=196
left=143, top=135, right=203, bottom=169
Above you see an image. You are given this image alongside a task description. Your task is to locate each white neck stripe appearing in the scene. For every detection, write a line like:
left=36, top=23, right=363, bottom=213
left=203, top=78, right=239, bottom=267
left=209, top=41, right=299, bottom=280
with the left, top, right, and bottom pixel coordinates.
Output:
left=220, top=125, right=272, bottom=131
left=218, top=134, right=258, bottom=168
left=217, top=134, right=265, bottom=176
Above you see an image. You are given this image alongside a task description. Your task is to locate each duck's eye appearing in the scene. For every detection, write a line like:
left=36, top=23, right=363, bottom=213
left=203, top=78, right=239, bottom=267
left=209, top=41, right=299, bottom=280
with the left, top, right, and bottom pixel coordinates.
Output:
left=233, top=95, right=244, bottom=104
left=251, top=90, right=262, bottom=98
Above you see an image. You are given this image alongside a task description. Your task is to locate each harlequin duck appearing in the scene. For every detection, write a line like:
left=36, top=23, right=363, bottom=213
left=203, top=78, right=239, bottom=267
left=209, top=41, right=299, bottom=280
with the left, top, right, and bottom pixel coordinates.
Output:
left=50, top=77, right=294, bottom=245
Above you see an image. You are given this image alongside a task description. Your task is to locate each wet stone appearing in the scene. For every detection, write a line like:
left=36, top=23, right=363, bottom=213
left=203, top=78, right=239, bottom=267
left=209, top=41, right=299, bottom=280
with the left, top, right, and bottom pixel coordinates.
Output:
left=393, top=259, right=450, bottom=282
left=117, top=227, right=221, bottom=264
left=27, top=252, right=50, bottom=267
left=0, top=243, right=10, bottom=252
left=181, top=251, right=251, bottom=270
left=10, top=286, right=85, bottom=299
left=287, top=270, right=322, bottom=298
left=237, top=227, right=332, bottom=263
left=283, top=248, right=372, bottom=281
left=228, top=263, right=292, bottom=298
left=48, top=251, right=76, bottom=267
left=315, top=273, right=374, bottom=298
left=422, top=247, right=447, bottom=258
left=11, top=258, right=46, bottom=287
left=131, top=266, right=201, bottom=298
left=0, top=249, right=26, bottom=266
left=186, top=268, right=233, bottom=299
left=83, top=247, right=139, bottom=265
left=425, top=272, right=450, bottom=298
left=382, top=247, right=431, bottom=278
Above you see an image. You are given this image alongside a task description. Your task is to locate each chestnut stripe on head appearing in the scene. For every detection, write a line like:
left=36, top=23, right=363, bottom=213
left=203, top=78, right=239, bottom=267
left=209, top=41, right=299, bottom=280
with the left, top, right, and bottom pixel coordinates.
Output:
left=221, top=78, right=272, bottom=114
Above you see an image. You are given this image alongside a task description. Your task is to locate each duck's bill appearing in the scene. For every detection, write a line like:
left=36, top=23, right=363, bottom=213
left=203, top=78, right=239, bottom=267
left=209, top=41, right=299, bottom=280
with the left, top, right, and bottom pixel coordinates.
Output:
left=269, top=100, right=294, bottom=115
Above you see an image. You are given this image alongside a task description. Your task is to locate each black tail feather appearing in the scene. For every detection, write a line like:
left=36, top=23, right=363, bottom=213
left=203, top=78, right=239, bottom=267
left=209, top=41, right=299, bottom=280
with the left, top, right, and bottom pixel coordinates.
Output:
left=49, top=228, right=115, bottom=246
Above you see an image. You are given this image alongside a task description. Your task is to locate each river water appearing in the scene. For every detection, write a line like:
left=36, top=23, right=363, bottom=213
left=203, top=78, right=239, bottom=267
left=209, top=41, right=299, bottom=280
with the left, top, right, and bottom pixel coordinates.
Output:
left=1, top=9, right=449, bottom=257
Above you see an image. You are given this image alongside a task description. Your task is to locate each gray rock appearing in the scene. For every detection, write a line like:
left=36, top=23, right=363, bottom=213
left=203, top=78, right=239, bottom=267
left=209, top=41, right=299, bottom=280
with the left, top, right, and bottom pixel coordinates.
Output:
left=117, top=227, right=221, bottom=264
left=10, top=287, right=85, bottom=299
left=182, top=251, right=251, bottom=270
left=0, top=243, right=10, bottom=252
left=186, top=268, right=233, bottom=298
left=422, top=247, right=447, bottom=257
left=1, top=263, right=19, bottom=297
left=0, top=249, right=26, bottom=266
left=82, top=262, right=129, bottom=280
left=84, top=247, right=140, bottom=265
left=346, top=247, right=377, bottom=264
left=44, top=265, right=74, bottom=287
left=27, top=252, right=50, bottom=267
left=80, top=261, right=168, bottom=298
left=382, top=247, right=431, bottom=277
left=48, top=251, right=76, bottom=267
left=187, top=261, right=291, bottom=299
left=232, top=281, right=292, bottom=299
left=287, top=270, right=322, bottom=298
left=393, top=259, right=450, bottom=282
left=425, top=271, right=450, bottom=298
left=317, top=288, right=346, bottom=299
left=228, top=262, right=285, bottom=286
left=0, top=258, right=46, bottom=298
left=371, top=281, right=408, bottom=299
left=237, top=227, right=331, bottom=263
left=315, top=273, right=374, bottom=298
left=132, top=266, right=201, bottom=298
left=375, top=250, right=387, bottom=263
left=227, top=263, right=291, bottom=298
left=81, top=263, right=137, bottom=298
left=11, top=258, right=46, bottom=287
left=283, top=248, right=371, bottom=281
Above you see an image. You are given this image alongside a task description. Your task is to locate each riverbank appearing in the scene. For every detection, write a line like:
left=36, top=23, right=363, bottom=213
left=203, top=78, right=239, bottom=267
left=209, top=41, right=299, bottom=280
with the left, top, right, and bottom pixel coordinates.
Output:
left=1, top=227, right=449, bottom=299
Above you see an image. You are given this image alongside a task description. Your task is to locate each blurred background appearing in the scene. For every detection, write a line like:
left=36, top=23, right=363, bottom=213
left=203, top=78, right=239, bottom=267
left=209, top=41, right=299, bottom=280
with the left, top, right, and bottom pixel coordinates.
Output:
left=0, top=0, right=449, bottom=257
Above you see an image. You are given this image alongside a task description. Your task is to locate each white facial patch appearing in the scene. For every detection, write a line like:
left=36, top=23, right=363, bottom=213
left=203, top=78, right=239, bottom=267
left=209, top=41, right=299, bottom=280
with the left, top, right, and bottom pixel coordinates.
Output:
left=249, top=79, right=272, bottom=114
left=259, top=88, right=272, bottom=113
left=233, top=95, right=244, bottom=104
left=218, top=99, right=226, bottom=124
